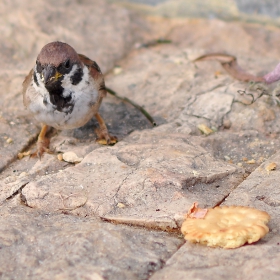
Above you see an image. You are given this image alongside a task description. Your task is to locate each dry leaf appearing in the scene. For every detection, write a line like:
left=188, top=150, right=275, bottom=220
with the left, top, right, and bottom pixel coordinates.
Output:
left=265, top=162, right=277, bottom=173
left=197, top=124, right=213, bottom=135
left=187, top=202, right=208, bottom=219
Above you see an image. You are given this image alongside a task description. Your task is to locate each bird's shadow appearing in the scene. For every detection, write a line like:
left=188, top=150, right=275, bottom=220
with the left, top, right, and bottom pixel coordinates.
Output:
left=69, top=98, right=157, bottom=141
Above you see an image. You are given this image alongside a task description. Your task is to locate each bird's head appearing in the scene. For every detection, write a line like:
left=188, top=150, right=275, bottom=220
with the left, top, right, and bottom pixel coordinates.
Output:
left=36, top=41, right=82, bottom=87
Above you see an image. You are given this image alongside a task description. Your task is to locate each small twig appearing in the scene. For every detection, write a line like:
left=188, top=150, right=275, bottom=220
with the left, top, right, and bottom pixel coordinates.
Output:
left=106, top=87, right=156, bottom=126
left=136, top=38, right=172, bottom=48
left=236, top=82, right=275, bottom=105
left=237, top=89, right=255, bottom=105
left=193, top=53, right=265, bottom=83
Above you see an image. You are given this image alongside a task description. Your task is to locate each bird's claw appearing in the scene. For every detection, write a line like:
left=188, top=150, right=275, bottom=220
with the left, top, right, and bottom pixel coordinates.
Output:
left=31, top=138, right=52, bottom=159
left=95, top=128, right=118, bottom=145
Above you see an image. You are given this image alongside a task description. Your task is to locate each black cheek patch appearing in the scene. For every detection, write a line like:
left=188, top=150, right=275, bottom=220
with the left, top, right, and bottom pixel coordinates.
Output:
left=70, top=68, right=83, bottom=85
left=33, top=71, right=39, bottom=86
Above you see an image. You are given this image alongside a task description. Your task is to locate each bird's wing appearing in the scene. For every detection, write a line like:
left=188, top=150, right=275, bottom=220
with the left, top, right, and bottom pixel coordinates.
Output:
left=22, top=68, right=34, bottom=107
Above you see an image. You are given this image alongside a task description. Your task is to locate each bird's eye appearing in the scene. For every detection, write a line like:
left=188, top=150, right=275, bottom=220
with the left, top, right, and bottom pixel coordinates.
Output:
left=64, top=59, right=70, bottom=69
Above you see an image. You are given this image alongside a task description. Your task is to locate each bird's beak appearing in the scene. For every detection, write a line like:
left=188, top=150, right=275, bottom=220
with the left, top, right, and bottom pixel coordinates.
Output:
left=42, top=65, right=62, bottom=84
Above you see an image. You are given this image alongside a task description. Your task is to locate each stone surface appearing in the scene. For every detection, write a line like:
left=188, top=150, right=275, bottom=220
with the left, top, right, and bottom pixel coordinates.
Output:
left=1, top=0, right=280, bottom=278
left=106, top=18, right=280, bottom=137
left=0, top=202, right=183, bottom=280
left=224, top=151, right=280, bottom=233
left=16, top=130, right=242, bottom=230
left=0, top=0, right=146, bottom=73
left=106, top=45, right=196, bottom=125
left=197, top=130, right=280, bottom=173
left=150, top=151, right=280, bottom=280
left=0, top=112, right=38, bottom=172
left=183, top=88, right=233, bottom=127
left=150, top=241, right=280, bottom=280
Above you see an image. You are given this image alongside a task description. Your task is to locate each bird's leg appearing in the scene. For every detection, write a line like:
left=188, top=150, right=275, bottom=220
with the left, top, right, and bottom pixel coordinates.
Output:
left=32, top=124, right=51, bottom=158
left=94, top=113, right=117, bottom=145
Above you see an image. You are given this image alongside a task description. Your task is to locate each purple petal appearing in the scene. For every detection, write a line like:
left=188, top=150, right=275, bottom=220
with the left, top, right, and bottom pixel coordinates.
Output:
left=264, top=62, right=280, bottom=84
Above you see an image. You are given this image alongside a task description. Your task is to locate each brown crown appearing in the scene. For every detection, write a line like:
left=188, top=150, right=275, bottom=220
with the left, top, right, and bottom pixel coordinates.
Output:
left=37, top=41, right=81, bottom=67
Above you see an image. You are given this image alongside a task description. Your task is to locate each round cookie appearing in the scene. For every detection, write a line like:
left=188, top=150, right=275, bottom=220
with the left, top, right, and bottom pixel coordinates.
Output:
left=181, top=206, right=270, bottom=249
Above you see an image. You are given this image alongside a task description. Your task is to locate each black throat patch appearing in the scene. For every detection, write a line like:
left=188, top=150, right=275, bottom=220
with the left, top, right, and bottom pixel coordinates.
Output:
left=38, top=64, right=84, bottom=114
left=45, top=81, right=74, bottom=114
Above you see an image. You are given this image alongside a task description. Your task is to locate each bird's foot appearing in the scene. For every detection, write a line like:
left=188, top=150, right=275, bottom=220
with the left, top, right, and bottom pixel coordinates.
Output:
left=95, top=128, right=118, bottom=145
left=30, top=124, right=53, bottom=159
left=94, top=113, right=118, bottom=145
left=31, top=137, right=52, bottom=159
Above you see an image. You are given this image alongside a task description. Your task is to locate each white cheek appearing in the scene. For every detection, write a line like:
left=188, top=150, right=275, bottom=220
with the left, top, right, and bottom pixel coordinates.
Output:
left=61, top=65, right=78, bottom=89
left=33, top=67, right=50, bottom=101
left=61, top=65, right=96, bottom=98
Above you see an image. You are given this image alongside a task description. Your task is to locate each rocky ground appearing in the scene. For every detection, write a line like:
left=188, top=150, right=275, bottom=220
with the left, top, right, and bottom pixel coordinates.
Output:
left=0, top=0, right=280, bottom=279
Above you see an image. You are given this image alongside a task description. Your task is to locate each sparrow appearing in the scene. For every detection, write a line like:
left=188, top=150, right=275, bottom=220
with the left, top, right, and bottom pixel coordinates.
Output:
left=22, top=41, right=117, bottom=158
